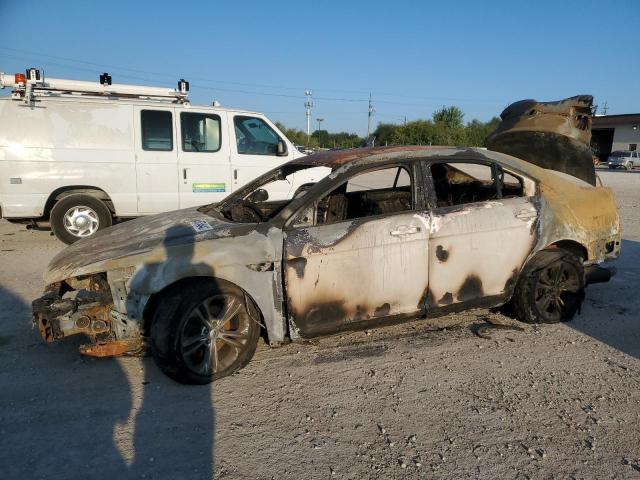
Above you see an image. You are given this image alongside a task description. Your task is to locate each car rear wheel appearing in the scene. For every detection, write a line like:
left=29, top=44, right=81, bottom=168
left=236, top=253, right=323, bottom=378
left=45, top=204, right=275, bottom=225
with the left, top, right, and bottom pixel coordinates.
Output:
left=512, top=249, right=585, bottom=324
left=150, top=280, right=260, bottom=384
left=50, top=194, right=112, bottom=244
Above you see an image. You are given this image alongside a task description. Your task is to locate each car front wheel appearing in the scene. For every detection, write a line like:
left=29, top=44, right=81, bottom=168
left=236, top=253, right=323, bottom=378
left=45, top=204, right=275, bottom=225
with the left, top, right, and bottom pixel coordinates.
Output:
left=512, top=249, right=585, bottom=324
left=150, top=280, right=261, bottom=384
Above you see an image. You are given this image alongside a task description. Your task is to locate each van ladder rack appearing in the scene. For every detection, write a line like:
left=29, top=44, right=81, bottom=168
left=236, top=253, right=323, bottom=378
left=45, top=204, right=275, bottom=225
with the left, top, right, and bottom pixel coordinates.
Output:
left=0, top=69, right=189, bottom=104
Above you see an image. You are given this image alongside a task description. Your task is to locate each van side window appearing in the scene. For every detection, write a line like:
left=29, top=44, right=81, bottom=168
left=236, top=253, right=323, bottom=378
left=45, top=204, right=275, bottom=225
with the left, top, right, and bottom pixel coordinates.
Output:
left=141, top=110, right=173, bottom=151
left=180, top=113, right=221, bottom=152
left=234, top=116, right=281, bottom=155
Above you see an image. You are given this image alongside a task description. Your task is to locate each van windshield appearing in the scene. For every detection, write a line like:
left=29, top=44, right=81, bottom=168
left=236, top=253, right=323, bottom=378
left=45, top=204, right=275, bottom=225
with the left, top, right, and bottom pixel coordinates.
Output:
left=200, top=163, right=331, bottom=223
left=610, top=151, right=628, bottom=157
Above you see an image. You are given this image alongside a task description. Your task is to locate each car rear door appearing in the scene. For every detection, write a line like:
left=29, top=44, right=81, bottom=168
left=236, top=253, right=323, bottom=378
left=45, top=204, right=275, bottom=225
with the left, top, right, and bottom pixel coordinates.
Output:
left=425, top=160, right=538, bottom=309
left=283, top=161, right=430, bottom=337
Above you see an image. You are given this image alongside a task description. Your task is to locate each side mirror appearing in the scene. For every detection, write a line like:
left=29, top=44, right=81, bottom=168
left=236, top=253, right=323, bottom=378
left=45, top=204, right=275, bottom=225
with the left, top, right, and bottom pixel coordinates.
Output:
left=277, top=139, right=287, bottom=156
left=248, top=188, right=269, bottom=203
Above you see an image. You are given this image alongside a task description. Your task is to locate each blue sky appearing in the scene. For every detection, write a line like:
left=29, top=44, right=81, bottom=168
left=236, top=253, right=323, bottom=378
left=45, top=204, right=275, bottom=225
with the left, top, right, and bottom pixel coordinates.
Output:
left=1, top=0, right=638, bottom=136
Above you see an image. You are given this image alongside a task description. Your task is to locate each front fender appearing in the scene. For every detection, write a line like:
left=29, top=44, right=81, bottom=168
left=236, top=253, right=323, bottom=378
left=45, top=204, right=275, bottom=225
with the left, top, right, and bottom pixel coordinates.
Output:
left=125, top=229, right=287, bottom=345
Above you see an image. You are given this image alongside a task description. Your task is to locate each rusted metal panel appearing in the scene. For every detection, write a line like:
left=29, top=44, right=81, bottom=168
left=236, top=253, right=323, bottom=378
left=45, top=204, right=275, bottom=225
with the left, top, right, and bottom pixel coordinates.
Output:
left=79, top=339, right=142, bottom=357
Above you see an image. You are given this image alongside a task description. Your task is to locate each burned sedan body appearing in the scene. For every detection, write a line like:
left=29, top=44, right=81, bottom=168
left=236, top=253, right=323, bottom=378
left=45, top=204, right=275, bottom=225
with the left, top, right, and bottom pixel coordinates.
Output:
left=33, top=145, right=620, bottom=384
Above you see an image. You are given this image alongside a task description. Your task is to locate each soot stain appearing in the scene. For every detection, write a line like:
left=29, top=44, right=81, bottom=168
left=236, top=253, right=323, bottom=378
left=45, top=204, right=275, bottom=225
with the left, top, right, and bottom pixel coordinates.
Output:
left=374, top=303, right=391, bottom=317
left=438, top=292, right=453, bottom=305
left=435, top=245, right=449, bottom=262
left=458, top=274, right=484, bottom=302
left=287, top=257, right=307, bottom=279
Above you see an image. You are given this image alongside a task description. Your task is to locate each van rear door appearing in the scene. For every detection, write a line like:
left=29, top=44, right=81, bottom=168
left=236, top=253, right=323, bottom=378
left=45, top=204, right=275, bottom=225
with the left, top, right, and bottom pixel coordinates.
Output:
left=134, top=106, right=180, bottom=213
left=177, top=110, right=232, bottom=207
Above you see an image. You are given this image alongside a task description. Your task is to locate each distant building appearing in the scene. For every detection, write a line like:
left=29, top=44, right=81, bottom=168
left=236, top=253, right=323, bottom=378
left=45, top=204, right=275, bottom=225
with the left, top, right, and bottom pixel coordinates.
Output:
left=591, top=114, right=640, bottom=161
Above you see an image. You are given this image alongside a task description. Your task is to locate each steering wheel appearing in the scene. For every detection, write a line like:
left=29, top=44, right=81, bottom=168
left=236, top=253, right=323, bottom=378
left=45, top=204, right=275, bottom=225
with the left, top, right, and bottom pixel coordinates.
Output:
left=240, top=200, right=268, bottom=222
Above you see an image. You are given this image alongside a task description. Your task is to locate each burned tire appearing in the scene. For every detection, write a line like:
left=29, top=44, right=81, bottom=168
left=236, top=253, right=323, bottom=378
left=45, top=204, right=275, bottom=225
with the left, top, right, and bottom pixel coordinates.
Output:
left=150, top=280, right=261, bottom=385
left=512, top=249, right=585, bottom=324
left=50, top=194, right=112, bottom=244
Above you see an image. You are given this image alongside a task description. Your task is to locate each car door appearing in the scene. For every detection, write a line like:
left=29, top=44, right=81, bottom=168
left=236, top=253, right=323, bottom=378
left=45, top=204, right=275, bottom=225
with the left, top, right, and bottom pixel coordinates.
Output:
left=177, top=110, right=233, bottom=207
left=134, top=106, right=180, bottom=214
left=283, top=162, right=430, bottom=337
left=228, top=114, right=294, bottom=200
left=425, top=160, right=538, bottom=309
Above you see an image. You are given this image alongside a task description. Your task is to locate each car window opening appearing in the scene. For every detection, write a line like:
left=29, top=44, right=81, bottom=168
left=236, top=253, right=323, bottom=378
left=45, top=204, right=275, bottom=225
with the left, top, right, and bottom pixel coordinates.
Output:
left=430, top=162, right=524, bottom=207
left=315, top=166, right=413, bottom=225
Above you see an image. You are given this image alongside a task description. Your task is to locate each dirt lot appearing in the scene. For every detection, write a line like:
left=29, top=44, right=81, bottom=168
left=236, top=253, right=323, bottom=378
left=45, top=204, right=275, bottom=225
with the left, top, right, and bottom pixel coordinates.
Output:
left=1, top=169, right=639, bottom=480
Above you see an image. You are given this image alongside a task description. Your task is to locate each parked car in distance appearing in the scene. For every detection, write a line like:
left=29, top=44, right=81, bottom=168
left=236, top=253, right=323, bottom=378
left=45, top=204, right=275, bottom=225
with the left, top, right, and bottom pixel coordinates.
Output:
left=607, top=150, right=639, bottom=170
left=0, top=69, right=314, bottom=244
left=33, top=146, right=620, bottom=384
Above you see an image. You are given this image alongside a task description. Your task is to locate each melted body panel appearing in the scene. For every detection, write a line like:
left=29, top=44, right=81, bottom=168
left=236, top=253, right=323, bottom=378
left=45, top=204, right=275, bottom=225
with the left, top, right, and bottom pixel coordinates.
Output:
left=486, top=95, right=596, bottom=185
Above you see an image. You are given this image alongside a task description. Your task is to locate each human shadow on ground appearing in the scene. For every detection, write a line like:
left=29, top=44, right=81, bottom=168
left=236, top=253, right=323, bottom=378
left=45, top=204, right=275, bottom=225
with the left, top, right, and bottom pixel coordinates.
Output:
left=127, top=225, right=217, bottom=479
left=0, top=225, right=217, bottom=480
left=567, top=238, right=640, bottom=360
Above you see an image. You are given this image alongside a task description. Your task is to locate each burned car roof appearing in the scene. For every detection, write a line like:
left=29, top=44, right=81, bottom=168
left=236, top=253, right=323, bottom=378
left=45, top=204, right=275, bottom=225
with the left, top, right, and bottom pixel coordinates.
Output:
left=287, top=145, right=587, bottom=185
left=289, top=145, right=434, bottom=168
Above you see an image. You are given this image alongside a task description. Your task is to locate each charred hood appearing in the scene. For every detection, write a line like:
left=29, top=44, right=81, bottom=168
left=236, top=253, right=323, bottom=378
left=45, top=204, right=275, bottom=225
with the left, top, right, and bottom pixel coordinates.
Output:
left=486, top=95, right=596, bottom=185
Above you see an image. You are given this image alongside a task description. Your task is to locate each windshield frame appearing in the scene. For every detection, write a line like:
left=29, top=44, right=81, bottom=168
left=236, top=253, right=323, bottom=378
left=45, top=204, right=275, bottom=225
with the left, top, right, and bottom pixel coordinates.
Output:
left=200, top=162, right=335, bottom=225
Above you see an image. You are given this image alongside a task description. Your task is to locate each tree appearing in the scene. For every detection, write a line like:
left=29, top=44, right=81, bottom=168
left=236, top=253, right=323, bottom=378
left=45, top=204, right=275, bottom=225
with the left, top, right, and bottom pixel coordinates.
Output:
left=372, top=123, right=399, bottom=146
left=464, top=116, right=500, bottom=147
left=274, top=109, right=500, bottom=150
left=432, top=106, right=465, bottom=129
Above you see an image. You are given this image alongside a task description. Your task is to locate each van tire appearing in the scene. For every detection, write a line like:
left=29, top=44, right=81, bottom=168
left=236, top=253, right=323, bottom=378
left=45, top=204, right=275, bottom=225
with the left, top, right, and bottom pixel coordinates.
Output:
left=50, top=194, right=113, bottom=244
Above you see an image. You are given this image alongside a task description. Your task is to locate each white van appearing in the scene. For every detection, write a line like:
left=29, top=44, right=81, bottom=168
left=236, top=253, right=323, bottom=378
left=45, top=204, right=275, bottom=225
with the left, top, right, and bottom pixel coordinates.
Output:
left=0, top=70, right=322, bottom=243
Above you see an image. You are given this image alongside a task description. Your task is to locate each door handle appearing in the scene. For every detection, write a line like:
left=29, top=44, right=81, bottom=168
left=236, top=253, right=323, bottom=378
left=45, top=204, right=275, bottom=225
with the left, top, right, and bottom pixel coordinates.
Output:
left=390, top=225, right=420, bottom=236
left=233, top=169, right=238, bottom=181
left=183, top=168, right=189, bottom=181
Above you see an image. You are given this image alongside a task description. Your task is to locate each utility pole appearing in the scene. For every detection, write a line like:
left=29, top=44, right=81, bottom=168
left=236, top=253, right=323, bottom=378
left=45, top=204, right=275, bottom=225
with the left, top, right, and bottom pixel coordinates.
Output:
left=601, top=101, right=609, bottom=115
left=304, top=90, right=313, bottom=145
left=367, top=93, right=375, bottom=139
left=316, top=118, right=324, bottom=148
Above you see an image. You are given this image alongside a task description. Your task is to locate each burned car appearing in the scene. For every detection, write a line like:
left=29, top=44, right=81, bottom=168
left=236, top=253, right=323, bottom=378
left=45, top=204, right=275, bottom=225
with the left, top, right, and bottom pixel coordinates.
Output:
left=33, top=145, right=620, bottom=384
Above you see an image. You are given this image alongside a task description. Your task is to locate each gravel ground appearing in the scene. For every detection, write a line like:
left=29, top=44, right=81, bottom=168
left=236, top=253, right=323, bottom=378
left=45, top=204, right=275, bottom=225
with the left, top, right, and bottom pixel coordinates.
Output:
left=0, top=169, right=639, bottom=480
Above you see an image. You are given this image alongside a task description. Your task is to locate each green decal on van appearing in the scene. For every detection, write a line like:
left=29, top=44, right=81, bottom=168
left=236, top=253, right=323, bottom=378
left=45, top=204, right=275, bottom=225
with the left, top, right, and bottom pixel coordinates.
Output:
left=193, top=183, right=226, bottom=193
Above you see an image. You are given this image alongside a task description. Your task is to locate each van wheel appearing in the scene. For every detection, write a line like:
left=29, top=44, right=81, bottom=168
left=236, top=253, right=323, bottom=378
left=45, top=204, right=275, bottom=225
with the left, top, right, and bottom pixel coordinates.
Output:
left=512, top=249, right=585, bottom=324
left=50, top=194, right=112, bottom=244
left=150, top=280, right=261, bottom=385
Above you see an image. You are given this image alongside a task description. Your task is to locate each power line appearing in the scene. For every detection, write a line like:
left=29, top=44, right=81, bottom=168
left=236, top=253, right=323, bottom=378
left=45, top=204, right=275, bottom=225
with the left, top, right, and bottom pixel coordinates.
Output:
left=0, top=45, right=508, bottom=107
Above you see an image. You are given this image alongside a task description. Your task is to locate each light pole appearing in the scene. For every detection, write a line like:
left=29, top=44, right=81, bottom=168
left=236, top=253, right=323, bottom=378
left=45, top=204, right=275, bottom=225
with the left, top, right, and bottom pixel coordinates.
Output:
left=316, top=118, right=324, bottom=148
left=304, top=90, right=313, bottom=146
left=367, top=93, right=374, bottom=140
